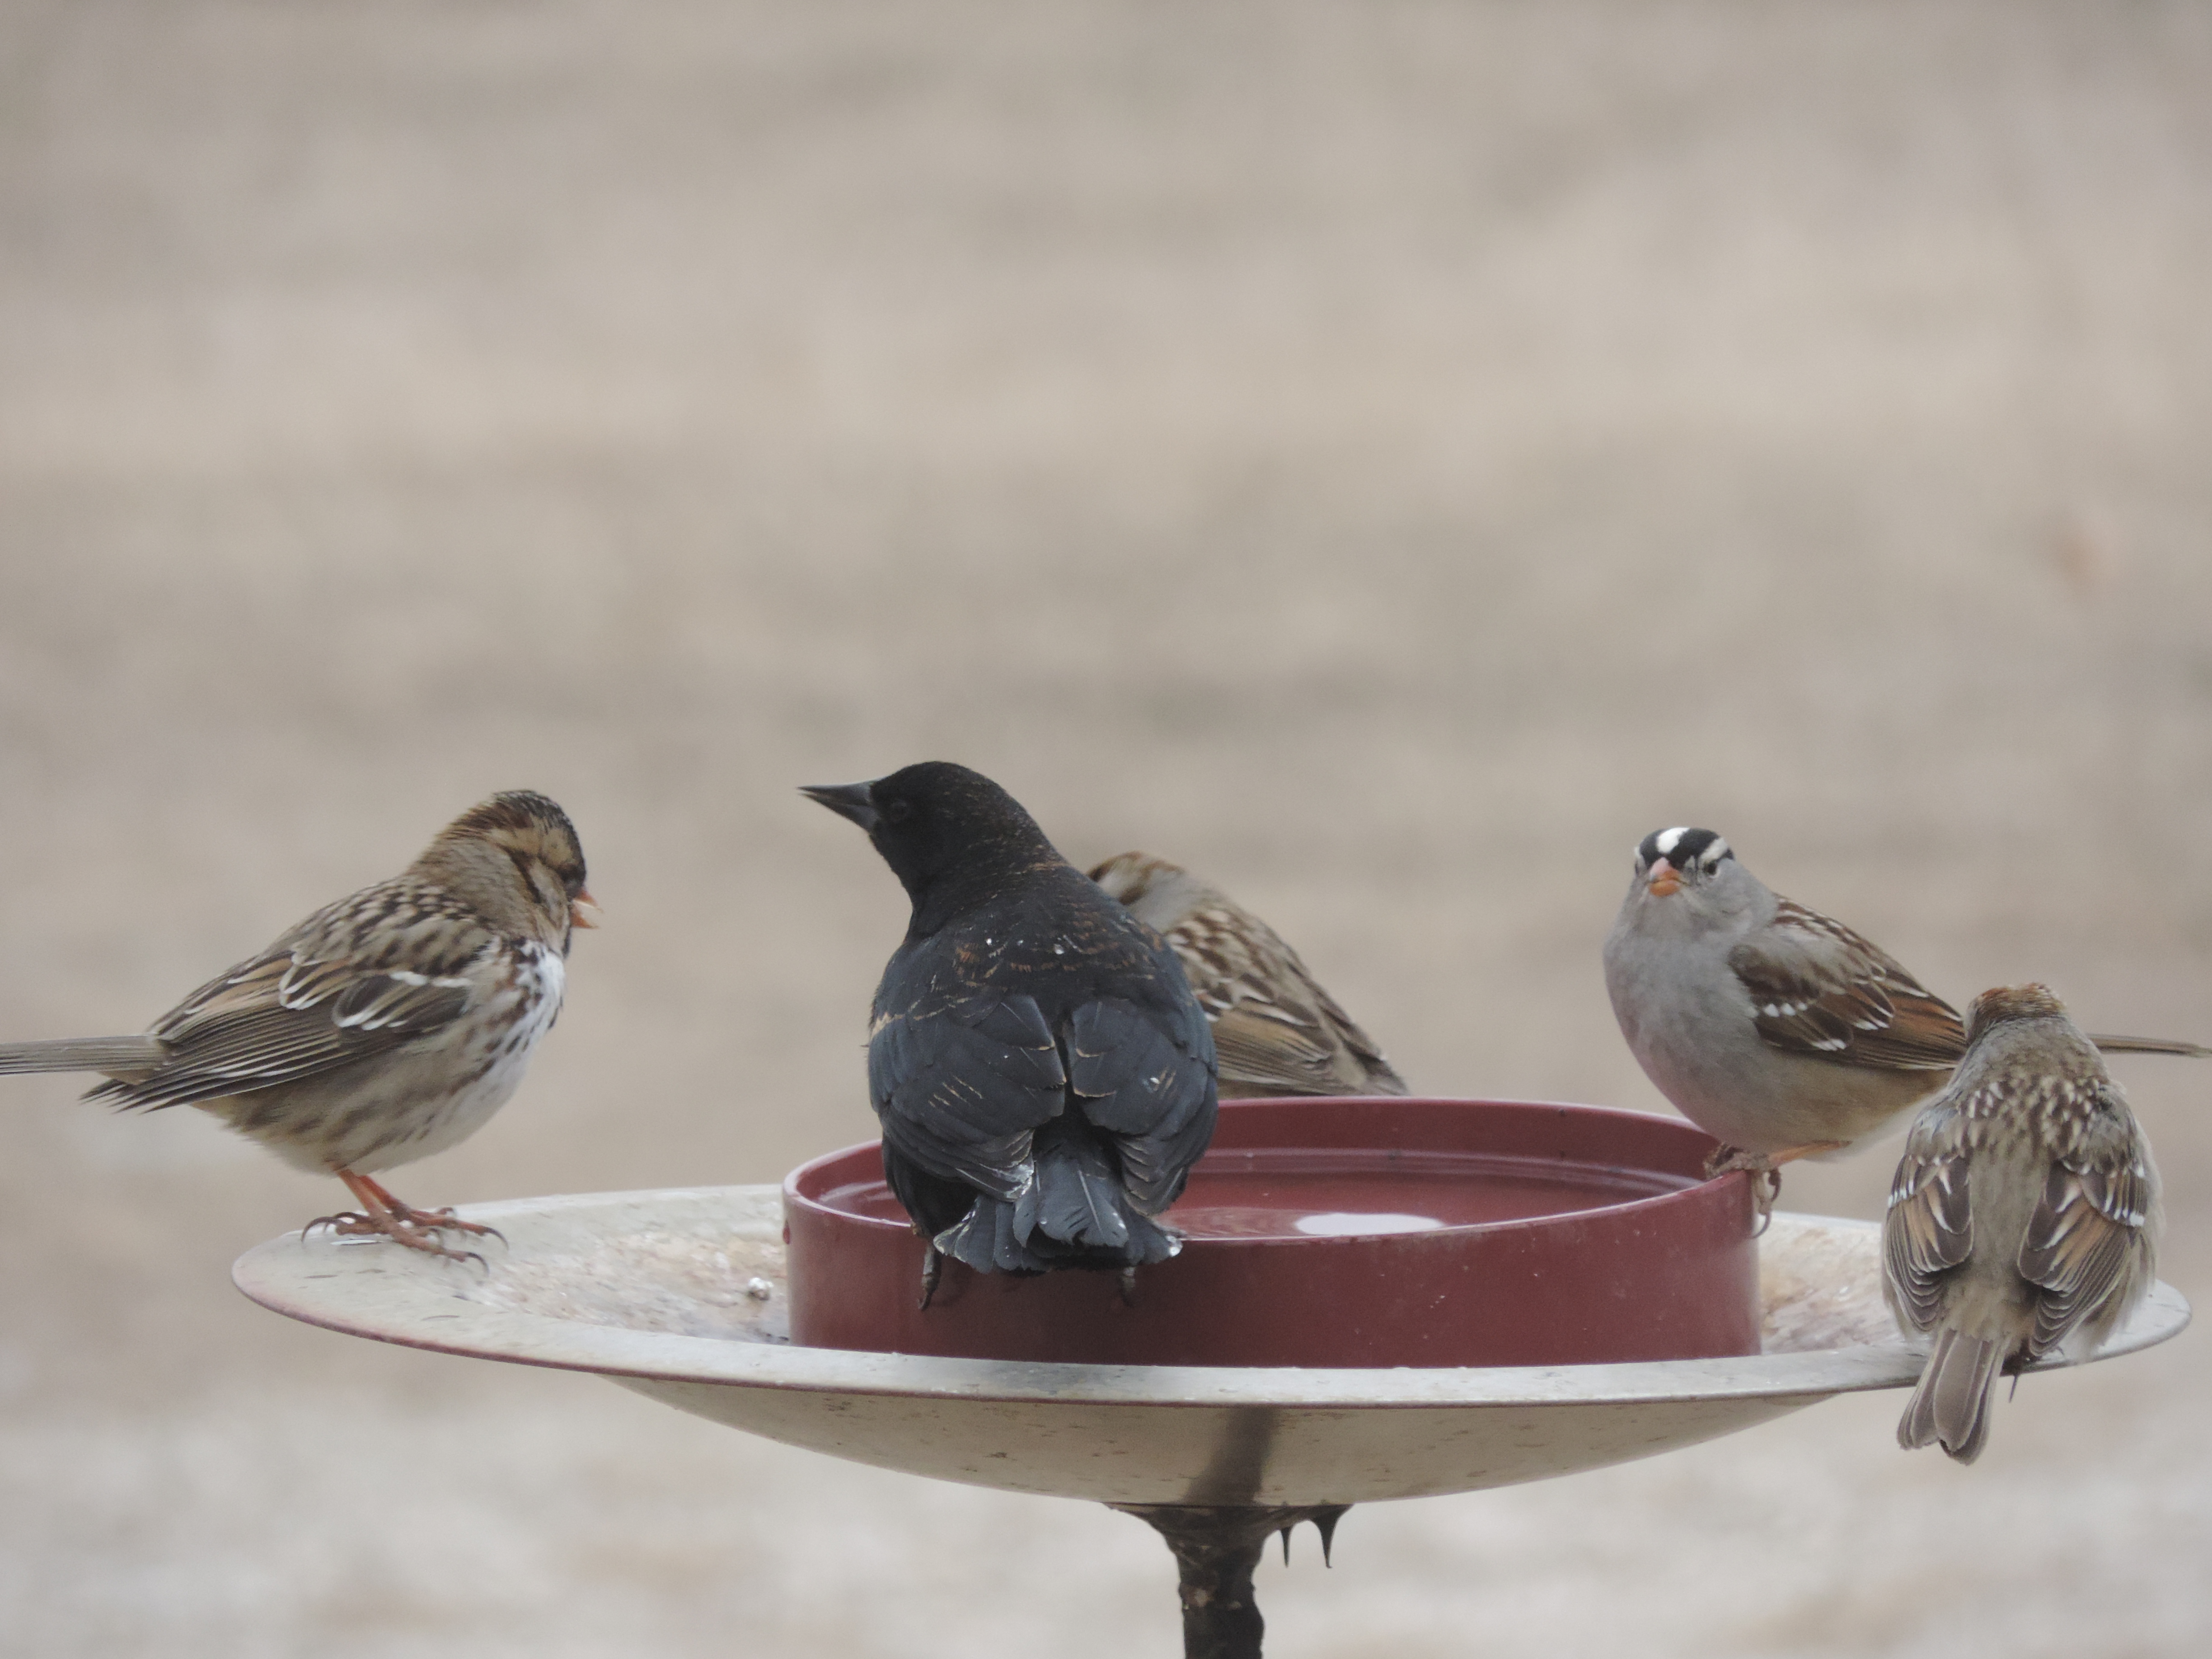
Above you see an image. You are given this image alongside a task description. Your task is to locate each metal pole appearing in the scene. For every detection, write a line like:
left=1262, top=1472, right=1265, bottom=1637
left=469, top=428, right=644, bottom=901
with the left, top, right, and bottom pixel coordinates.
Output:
left=1111, top=1504, right=1350, bottom=1659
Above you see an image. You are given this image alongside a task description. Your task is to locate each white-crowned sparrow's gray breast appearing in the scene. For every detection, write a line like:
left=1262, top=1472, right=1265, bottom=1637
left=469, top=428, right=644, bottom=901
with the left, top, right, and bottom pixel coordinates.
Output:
left=0, top=791, right=598, bottom=1259
left=1883, top=983, right=2160, bottom=1463
left=1089, top=852, right=1408, bottom=1100
left=1601, top=827, right=2201, bottom=1194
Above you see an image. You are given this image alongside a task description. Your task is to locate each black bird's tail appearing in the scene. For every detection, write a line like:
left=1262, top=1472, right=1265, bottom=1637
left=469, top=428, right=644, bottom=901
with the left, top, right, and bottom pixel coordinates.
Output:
left=935, top=1122, right=1183, bottom=1274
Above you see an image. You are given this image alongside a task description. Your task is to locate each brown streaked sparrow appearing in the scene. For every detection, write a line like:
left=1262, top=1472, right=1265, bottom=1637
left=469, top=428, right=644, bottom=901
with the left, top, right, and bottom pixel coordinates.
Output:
left=0, top=791, right=597, bottom=1259
left=1884, top=983, right=2160, bottom=1463
left=1089, top=851, right=1409, bottom=1100
left=1603, top=827, right=2203, bottom=1196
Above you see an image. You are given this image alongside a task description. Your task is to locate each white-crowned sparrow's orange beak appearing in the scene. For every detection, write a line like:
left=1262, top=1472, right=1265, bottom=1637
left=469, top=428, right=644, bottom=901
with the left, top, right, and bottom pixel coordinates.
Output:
left=570, top=889, right=603, bottom=929
left=1645, top=860, right=1682, bottom=898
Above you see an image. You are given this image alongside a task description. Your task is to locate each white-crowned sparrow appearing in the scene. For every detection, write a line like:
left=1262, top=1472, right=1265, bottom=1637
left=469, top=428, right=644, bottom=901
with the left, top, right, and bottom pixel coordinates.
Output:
left=1088, top=851, right=1408, bottom=1099
left=0, top=791, right=597, bottom=1258
left=1603, top=827, right=2202, bottom=1191
left=1884, top=983, right=2160, bottom=1462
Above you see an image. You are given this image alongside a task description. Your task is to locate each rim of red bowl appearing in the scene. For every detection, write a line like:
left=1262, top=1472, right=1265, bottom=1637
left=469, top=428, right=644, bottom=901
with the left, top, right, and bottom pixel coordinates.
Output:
left=782, top=1095, right=1743, bottom=1241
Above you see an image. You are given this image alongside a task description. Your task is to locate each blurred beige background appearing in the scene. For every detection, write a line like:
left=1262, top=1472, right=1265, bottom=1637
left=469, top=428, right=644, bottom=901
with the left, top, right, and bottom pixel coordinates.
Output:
left=3, top=1, right=2209, bottom=1654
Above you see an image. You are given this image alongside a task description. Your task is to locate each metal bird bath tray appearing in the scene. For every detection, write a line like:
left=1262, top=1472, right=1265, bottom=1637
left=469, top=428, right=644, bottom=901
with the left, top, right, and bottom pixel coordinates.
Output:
left=234, top=1097, right=2189, bottom=1657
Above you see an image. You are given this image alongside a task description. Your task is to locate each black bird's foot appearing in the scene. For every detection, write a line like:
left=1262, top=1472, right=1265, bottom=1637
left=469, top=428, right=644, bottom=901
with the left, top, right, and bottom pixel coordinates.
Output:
left=918, top=1243, right=943, bottom=1311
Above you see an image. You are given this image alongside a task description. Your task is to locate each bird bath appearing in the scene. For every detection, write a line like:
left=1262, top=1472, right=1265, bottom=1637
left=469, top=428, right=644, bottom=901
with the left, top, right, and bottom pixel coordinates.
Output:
left=233, top=1099, right=2190, bottom=1657
left=785, top=1098, right=1761, bottom=1368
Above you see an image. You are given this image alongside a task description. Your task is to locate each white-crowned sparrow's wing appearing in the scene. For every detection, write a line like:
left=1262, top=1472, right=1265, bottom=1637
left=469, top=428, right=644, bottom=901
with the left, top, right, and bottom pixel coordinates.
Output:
left=1088, top=851, right=1408, bottom=1099
left=0, top=791, right=597, bottom=1259
left=1884, top=984, right=2160, bottom=1463
left=1727, top=899, right=1966, bottom=1072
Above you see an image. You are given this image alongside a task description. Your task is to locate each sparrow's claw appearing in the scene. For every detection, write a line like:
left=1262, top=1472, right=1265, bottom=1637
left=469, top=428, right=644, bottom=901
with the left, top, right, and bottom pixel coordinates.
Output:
left=1705, top=1143, right=1771, bottom=1179
left=1702, top=1146, right=1784, bottom=1228
left=303, top=1207, right=491, bottom=1265
left=384, top=1202, right=506, bottom=1247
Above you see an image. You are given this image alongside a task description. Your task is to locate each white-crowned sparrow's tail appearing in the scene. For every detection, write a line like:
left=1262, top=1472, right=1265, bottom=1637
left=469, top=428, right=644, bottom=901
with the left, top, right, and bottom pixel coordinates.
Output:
left=1898, top=1326, right=2006, bottom=1464
left=0, top=1036, right=166, bottom=1076
left=2086, top=1032, right=2212, bottom=1058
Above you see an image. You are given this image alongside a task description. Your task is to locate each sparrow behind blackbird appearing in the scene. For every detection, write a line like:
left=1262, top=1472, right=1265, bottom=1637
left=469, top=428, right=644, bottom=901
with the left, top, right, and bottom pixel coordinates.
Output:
left=805, top=763, right=1218, bottom=1297
left=1087, top=851, right=1407, bottom=1099
left=1884, top=984, right=2161, bottom=1463
left=0, top=791, right=598, bottom=1258
left=1603, top=827, right=2204, bottom=1195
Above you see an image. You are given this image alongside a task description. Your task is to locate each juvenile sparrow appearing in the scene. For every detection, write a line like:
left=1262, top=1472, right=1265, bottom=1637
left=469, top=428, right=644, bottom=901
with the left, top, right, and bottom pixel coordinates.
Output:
left=1087, top=852, right=1407, bottom=1099
left=0, top=791, right=597, bottom=1258
left=805, top=764, right=1218, bottom=1303
left=1603, top=826, right=2203, bottom=1192
left=1884, top=984, right=2160, bottom=1463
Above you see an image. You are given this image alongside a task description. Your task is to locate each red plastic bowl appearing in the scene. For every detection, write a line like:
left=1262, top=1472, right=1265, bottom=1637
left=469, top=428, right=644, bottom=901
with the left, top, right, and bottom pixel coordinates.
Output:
left=782, top=1097, right=1759, bottom=1369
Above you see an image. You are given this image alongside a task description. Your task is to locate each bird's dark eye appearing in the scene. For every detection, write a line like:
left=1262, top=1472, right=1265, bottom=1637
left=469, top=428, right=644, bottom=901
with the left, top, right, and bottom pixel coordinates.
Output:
left=885, top=798, right=914, bottom=823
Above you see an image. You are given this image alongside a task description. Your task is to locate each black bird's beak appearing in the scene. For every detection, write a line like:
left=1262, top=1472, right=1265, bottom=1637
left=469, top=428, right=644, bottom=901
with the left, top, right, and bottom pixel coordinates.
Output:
left=801, top=781, right=881, bottom=831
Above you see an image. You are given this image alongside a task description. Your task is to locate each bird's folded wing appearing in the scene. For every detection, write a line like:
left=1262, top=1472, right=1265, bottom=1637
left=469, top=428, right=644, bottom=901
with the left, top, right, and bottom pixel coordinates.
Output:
left=1209, top=1003, right=1346, bottom=1094
left=1065, top=996, right=1217, bottom=1213
left=87, top=942, right=481, bottom=1110
left=1883, top=1110, right=1975, bottom=1332
left=2017, top=1093, right=2154, bottom=1357
left=1308, top=981, right=1409, bottom=1093
left=1167, top=905, right=1406, bottom=1097
left=868, top=992, right=1068, bottom=1201
left=1732, top=900, right=1965, bottom=1070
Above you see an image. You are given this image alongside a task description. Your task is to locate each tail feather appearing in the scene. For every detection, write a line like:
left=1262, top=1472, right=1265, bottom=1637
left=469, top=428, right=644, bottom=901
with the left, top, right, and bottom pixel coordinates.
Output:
left=1898, top=1328, right=2006, bottom=1463
left=2087, top=1032, right=2210, bottom=1059
left=1035, top=1134, right=1132, bottom=1252
left=0, top=1036, right=166, bottom=1077
left=934, top=1128, right=1185, bottom=1275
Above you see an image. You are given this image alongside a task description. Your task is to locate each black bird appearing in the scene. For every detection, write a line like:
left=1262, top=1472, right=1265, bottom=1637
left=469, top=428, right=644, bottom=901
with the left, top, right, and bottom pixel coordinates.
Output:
left=804, top=762, right=1218, bottom=1303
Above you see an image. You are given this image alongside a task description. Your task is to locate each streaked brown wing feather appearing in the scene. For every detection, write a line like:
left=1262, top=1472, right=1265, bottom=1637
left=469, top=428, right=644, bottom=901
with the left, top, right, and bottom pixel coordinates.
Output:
left=88, top=882, right=490, bottom=1111
left=1883, top=1108, right=1974, bottom=1331
left=1732, top=900, right=1965, bottom=1071
left=1169, top=905, right=1405, bottom=1097
left=2017, top=1092, right=2153, bottom=1357
left=1211, top=1005, right=1354, bottom=1096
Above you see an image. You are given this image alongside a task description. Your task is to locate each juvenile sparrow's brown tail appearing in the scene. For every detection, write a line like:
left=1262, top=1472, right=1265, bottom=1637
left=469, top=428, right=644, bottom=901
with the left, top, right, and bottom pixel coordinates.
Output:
left=0, top=1036, right=168, bottom=1076
left=2087, top=1032, right=2212, bottom=1059
left=1898, top=1327, right=2005, bottom=1464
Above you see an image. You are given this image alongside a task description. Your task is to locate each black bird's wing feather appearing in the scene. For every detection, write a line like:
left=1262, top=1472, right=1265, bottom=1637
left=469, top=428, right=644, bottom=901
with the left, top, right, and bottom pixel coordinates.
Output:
left=867, top=991, right=1067, bottom=1203
left=1066, top=995, right=1217, bottom=1214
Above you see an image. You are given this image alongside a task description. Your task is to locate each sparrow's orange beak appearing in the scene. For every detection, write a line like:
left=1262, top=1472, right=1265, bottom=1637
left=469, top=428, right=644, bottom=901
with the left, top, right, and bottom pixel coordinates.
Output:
left=570, top=888, right=603, bottom=929
left=1645, top=860, right=1682, bottom=898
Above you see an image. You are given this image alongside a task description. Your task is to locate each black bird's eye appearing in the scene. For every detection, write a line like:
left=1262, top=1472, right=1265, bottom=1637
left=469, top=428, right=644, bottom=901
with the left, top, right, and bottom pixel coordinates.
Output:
left=885, top=798, right=914, bottom=823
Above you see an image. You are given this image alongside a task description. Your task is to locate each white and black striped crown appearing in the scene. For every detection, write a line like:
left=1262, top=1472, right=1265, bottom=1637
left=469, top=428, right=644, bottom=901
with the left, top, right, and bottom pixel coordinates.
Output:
left=1635, top=826, right=1733, bottom=873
